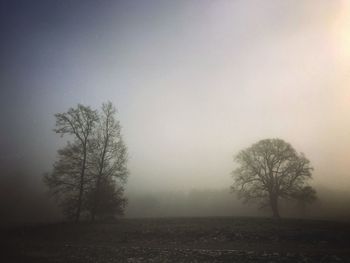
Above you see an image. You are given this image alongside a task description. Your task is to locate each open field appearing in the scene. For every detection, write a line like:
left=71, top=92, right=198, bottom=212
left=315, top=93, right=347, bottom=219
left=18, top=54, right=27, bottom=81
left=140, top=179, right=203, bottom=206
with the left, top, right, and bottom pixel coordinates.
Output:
left=2, top=217, right=350, bottom=262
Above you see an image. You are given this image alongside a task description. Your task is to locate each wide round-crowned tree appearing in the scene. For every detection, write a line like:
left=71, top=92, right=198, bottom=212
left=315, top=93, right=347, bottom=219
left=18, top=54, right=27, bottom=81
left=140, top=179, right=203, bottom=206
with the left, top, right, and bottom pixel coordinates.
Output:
left=231, top=138, right=315, bottom=218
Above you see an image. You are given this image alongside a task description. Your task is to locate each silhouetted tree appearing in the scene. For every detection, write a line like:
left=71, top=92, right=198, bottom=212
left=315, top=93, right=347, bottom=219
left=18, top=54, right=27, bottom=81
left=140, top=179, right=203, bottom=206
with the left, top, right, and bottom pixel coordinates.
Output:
left=44, top=103, right=128, bottom=222
left=88, top=102, right=128, bottom=221
left=231, top=138, right=316, bottom=218
left=45, top=104, right=98, bottom=222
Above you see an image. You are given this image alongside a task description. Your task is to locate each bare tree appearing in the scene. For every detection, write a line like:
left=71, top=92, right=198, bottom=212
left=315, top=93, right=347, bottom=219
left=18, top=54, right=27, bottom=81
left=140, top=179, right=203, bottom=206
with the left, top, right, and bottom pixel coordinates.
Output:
left=88, top=102, right=128, bottom=221
left=47, top=104, right=98, bottom=222
left=231, top=138, right=316, bottom=218
left=44, top=103, right=128, bottom=222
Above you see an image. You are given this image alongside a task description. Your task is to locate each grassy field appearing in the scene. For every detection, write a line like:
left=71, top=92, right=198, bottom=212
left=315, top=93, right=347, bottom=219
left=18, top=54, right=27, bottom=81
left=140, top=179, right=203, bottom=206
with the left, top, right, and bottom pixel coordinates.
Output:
left=2, top=217, right=350, bottom=262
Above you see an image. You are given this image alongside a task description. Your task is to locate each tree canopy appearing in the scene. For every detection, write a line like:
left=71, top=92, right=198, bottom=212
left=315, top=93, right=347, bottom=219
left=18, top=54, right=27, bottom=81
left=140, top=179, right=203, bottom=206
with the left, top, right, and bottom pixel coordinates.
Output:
left=231, top=138, right=316, bottom=218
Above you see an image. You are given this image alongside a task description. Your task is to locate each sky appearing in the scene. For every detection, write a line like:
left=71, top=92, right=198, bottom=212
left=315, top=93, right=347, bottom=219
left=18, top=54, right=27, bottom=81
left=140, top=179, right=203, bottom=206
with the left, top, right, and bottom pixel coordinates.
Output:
left=1, top=0, right=350, bottom=194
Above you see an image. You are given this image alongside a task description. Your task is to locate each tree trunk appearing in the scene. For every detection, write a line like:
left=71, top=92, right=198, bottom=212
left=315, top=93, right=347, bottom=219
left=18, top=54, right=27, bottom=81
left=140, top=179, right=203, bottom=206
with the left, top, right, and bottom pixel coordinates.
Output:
left=91, top=150, right=106, bottom=222
left=91, top=175, right=101, bottom=222
left=91, top=121, right=109, bottom=222
left=76, top=145, right=87, bottom=223
left=270, top=194, right=280, bottom=219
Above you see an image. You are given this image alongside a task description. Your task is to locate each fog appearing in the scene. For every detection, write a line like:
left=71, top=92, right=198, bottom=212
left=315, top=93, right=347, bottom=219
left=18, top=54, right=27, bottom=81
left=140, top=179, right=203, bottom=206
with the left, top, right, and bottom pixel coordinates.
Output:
left=1, top=0, right=350, bottom=223
left=1, top=166, right=350, bottom=224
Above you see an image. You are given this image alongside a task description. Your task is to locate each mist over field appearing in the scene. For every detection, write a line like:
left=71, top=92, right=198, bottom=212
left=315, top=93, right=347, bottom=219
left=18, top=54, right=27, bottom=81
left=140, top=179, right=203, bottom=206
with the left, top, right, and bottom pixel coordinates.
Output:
left=1, top=0, right=350, bottom=224
left=1, top=165, right=350, bottom=224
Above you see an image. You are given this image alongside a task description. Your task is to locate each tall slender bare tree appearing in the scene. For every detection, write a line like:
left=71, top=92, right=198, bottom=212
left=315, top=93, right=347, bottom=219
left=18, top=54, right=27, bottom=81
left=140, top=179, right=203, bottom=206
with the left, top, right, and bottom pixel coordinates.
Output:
left=44, top=103, right=128, bottom=222
left=46, top=104, right=98, bottom=222
left=88, top=102, right=128, bottom=221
